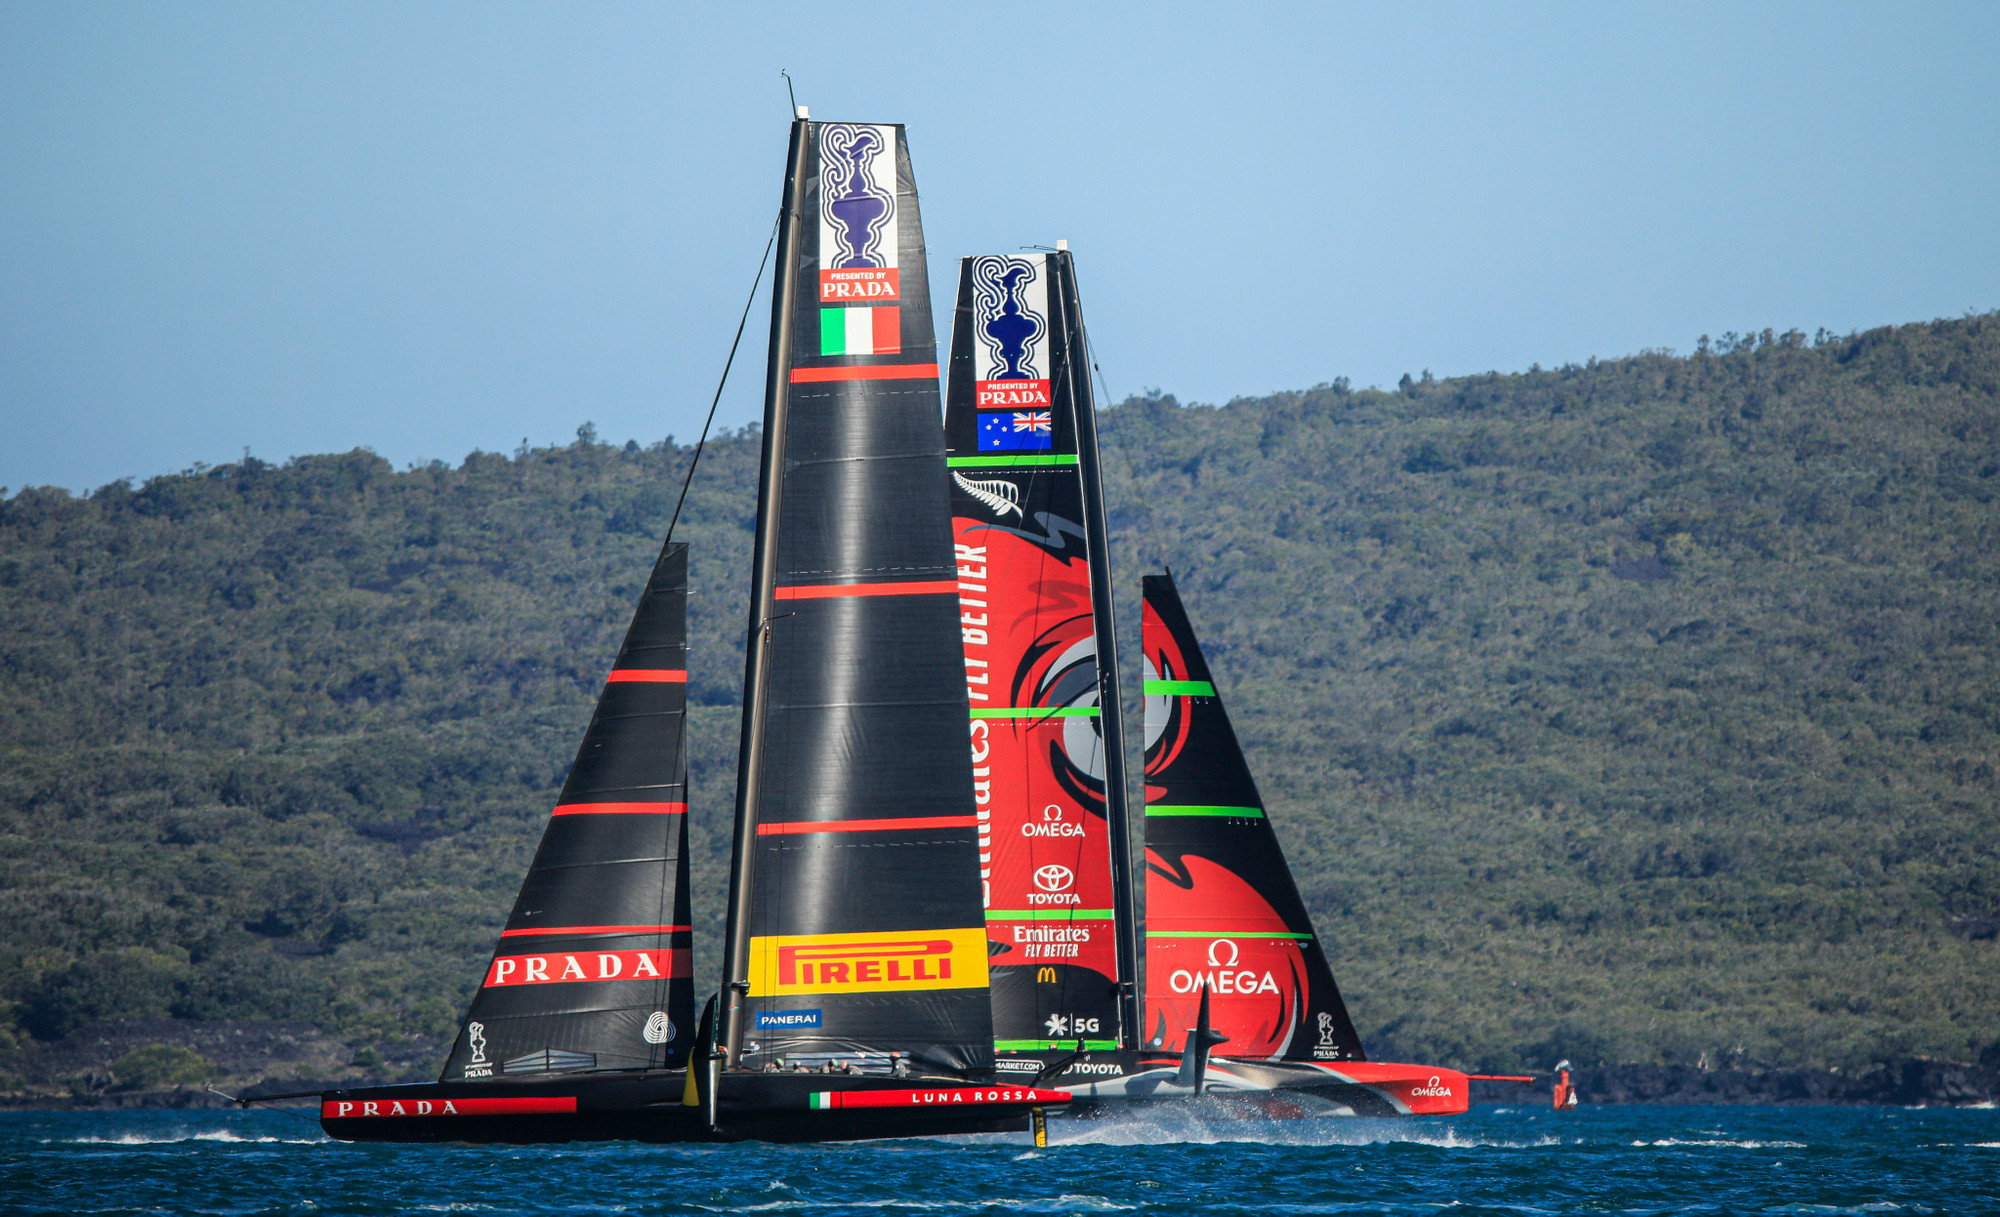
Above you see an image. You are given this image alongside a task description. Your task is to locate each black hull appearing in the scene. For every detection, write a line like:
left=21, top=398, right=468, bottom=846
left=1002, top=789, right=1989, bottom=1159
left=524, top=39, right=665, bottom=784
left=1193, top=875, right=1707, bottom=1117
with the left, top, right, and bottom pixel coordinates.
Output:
left=320, top=1073, right=712, bottom=1144
left=712, top=1073, right=1034, bottom=1143
left=321, top=1071, right=1046, bottom=1144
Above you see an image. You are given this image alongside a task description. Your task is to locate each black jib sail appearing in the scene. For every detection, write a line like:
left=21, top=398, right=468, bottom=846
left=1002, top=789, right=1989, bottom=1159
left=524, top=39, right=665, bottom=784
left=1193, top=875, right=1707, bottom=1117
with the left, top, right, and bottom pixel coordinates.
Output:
left=942, top=249, right=1138, bottom=1061
left=441, top=541, right=694, bottom=1080
left=1140, top=571, right=1366, bottom=1064
left=720, top=119, right=995, bottom=1079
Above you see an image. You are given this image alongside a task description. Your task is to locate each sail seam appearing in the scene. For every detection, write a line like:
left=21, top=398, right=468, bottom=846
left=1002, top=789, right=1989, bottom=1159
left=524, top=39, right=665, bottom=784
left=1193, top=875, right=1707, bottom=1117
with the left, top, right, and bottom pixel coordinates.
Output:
left=551, top=803, right=688, bottom=816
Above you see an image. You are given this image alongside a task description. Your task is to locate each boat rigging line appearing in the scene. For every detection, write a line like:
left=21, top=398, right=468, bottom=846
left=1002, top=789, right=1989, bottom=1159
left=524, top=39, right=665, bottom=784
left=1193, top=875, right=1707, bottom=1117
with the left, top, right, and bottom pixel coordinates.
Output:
left=662, top=209, right=780, bottom=548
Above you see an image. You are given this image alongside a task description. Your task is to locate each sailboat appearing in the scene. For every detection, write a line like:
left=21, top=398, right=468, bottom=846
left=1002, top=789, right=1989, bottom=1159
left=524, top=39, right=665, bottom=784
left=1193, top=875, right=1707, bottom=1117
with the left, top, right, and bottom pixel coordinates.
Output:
left=941, top=247, right=1137, bottom=1076
left=319, top=541, right=710, bottom=1141
left=941, top=250, right=1481, bottom=1118
left=315, top=114, right=1066, bottom=1144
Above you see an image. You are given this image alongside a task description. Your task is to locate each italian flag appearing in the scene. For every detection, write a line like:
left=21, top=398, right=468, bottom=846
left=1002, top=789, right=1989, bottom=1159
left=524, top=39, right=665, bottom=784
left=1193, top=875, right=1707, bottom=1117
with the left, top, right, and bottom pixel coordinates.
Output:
left=820, top=306, right=900, bottom=356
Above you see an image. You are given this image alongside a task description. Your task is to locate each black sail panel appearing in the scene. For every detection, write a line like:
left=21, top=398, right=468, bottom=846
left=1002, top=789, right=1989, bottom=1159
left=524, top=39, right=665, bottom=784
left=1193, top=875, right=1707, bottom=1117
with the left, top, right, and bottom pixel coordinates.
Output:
left=727, top=121, right=993, bottom=1076
left=443, top=542, right=694, bottom=1080
left=942, top=251, right=1135, bottom=1060
left=1140, top=572, right=1366, bottom=1064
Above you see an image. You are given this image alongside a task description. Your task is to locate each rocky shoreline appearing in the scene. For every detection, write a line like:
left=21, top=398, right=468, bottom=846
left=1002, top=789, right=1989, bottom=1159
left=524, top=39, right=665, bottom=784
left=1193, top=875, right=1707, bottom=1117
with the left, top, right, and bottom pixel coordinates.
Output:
left=0, top=1018, right=438, bottom=1111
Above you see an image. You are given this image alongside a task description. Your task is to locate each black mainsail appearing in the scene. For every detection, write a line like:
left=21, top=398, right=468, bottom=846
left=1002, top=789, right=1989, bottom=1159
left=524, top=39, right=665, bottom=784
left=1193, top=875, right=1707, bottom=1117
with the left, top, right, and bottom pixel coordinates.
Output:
left=942, top=249, right=1139, bottom=1061
left=441, top=541, right=695, bottom=1080
left=718, top=118, right=996, bottom=1086
left=1140, top=571, right=1365, bottom=1064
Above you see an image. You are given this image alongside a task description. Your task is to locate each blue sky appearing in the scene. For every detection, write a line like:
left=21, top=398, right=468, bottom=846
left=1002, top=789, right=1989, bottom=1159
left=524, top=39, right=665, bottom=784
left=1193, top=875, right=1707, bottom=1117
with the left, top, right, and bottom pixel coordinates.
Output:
left=2, top=1, right=1995, bottom=493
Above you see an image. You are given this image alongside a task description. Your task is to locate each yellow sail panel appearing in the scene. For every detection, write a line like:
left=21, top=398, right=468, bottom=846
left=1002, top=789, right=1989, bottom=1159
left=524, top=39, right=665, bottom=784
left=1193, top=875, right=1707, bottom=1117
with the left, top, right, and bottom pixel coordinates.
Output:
left=748, top=929, right=990, bottom=996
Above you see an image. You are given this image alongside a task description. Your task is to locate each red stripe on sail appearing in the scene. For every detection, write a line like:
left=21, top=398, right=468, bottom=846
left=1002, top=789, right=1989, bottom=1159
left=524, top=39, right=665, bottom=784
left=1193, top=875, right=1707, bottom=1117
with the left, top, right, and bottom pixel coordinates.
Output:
left=500, top=924, right=691, bottom=938
left=788, top=363, right=939, bottom=383
left=774, top=581, right=958, bottom=600
left=551, top=802, right=686, bottom=816
left=605, top=669, right=686, bottom=683
left=757, top=815, right=980, bottom=836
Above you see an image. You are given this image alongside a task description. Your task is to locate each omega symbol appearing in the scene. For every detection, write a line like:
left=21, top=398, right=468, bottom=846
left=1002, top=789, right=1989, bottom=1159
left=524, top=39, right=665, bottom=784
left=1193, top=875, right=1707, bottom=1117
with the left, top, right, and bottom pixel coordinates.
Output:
left=1206, top=939, right=1240, bottom=968
left=1034, top=865, right=1075, bottom=892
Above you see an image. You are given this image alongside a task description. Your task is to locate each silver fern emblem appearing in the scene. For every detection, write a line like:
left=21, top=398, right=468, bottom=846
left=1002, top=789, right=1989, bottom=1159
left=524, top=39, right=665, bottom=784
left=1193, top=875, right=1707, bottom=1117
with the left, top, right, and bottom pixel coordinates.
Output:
left=952, top=471, right=1023, bottom=519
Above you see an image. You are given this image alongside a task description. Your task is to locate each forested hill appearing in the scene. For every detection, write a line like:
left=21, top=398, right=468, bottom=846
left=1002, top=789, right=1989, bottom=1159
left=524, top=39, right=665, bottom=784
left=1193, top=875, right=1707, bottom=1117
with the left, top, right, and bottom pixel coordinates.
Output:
left=2, top=316, right=1996, bottom=1087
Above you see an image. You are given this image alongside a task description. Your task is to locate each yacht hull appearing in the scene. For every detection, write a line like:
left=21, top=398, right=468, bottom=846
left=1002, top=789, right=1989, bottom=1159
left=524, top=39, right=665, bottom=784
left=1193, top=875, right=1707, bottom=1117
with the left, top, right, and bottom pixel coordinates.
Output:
left=319, top=1072, right=1064, bottom=1144
left=1029, top=1056, right=1472, bottom=1120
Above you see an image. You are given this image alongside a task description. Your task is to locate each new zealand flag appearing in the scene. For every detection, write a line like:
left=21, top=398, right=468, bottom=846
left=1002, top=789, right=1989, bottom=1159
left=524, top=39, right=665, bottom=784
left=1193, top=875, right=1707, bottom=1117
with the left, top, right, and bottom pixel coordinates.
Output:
left=979, top=411, right=1053, bottom=452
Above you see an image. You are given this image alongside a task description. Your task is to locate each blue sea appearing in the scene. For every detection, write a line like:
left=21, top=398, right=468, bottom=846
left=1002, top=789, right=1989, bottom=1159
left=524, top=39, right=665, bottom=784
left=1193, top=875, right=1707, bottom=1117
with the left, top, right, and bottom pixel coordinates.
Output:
left=4, top=1104, right=1996, bottom=1216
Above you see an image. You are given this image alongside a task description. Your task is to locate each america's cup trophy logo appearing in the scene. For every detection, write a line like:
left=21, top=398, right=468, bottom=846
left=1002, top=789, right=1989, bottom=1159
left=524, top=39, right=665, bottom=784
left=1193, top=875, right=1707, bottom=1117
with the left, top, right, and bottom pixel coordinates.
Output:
left=820, top=124, right=894, bottom=268
left=971, top=256, right=1046, bottom=381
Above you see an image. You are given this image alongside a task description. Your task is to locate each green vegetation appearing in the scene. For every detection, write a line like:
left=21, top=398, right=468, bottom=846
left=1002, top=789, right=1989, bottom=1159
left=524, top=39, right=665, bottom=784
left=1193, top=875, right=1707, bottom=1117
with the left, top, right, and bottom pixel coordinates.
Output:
left=1, top=316, right=1995, bottom=1077
left=108, top=1044, right=211, bottom=1090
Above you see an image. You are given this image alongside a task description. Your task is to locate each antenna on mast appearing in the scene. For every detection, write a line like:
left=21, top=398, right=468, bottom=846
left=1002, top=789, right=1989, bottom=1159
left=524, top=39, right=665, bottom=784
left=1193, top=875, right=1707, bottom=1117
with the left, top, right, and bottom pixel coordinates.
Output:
left=781, top=70, right=804, bottom=119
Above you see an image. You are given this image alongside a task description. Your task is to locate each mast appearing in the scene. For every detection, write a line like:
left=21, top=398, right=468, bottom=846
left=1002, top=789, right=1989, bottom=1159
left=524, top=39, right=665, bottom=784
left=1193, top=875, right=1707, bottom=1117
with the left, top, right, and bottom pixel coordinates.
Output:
left=1055, top=251, right=1141, bottom=1047
left=721, top=117, right=992, bottom=1086
left=941, top=248, right=1137, bottom=1059
left=720, top=117, right=809, bottom=1068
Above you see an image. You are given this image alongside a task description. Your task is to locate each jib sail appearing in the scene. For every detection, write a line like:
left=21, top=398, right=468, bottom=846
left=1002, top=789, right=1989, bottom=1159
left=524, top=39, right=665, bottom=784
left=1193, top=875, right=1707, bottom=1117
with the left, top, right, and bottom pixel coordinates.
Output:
left=443, top=541, right=694, bottom=1080
left=1140, top=571, right=1366, bottom=1064
left=720, top=119, right=993, bottom=1076
left=943, top=250, right=1138, bottom=1058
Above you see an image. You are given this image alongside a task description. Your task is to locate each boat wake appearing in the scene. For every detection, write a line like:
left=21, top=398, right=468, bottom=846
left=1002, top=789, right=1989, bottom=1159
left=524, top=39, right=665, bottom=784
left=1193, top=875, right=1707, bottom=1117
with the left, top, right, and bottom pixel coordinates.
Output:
left=961, top=1109, right=1559, bottom=1149
left=53, top=1129, right=325, bottom=1146
left=1630, top=1137, right=1809, bottom=1150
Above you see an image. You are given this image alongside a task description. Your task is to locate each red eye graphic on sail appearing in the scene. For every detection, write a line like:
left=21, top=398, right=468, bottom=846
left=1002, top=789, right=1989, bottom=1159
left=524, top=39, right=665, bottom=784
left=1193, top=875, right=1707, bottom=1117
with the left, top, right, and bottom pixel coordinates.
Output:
left=1144, top=851, right=1308, bottom=1060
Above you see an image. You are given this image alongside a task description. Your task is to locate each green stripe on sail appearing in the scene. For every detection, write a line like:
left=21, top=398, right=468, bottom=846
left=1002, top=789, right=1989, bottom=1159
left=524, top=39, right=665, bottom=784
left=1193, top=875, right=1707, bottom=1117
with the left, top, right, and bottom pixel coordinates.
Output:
left=808, top=1091, right=830, bottom=1109
left=1145, top=930, right=1312, bottom=940
left=1144, top=679, right=1215, bottom=696
left=1145, top=805, right=1263, bottom=818
left=995, top=1040, right=1120, bottom=1052
left=986, top=909, right=1115, bottom=921
left=947, top=454, right=1079, bottom=468
left=969, top=706, right=1100, bottom=719
left=819, top=309, right=844, bottom=356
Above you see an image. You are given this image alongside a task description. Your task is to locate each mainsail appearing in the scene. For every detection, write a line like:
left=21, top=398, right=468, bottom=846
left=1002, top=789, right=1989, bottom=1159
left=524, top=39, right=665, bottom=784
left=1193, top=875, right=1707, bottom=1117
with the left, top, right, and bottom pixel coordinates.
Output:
left=943, top=250, right=1138, bottom=1058
left=442, top=541, right=694, bottom=1079
left=720, top=119, right=994, bottom=1078
left=1140, top=571, right=1366, bottom=1064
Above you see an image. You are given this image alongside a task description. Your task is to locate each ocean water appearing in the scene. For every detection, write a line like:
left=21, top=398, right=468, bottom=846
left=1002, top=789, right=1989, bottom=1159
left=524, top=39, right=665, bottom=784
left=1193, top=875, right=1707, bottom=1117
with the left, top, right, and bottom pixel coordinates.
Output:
left=4, top=1103, right=1996, bottom=1216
